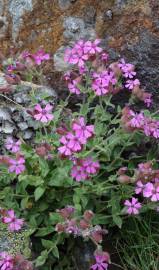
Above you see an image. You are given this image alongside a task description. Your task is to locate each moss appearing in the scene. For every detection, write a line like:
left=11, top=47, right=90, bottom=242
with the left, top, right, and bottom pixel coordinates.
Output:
left=0, top=223, right=32, bottom=258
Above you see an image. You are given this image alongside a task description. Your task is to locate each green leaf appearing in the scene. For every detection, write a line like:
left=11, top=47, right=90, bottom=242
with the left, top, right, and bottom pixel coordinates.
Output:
left=35, top=226, right=54, bottom=237
left=35, top=250, right=48, bottom=267
left=112, top=215, right=122, bottom=228
left=52, top=245, right=59, bottom=259
left=42, top=239, right=53, bottom=249
left=34, top=186, right=45, bottom=201
left=19, top=175, right=44, bottom=186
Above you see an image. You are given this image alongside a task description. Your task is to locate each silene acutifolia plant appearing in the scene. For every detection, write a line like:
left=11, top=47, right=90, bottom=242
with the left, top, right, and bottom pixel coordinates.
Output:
left=0, top=39, right=159, bottom=269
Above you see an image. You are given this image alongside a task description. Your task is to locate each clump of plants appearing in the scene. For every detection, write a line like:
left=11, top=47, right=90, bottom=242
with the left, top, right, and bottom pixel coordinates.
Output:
left=0, top=39, right=158, bottom=270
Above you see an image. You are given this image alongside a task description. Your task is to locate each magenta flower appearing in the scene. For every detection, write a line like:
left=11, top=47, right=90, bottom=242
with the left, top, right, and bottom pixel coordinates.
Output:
left=71, top=157, right=100, bottom=182
left=129, top=111, right=144, bottom=128
left=71, top=165, right=88, bottom=182
left=92, top=71, right=117, bottom=96
left=125, top=79, right=140, bottom=90
left=64, top=43, right=88, bottom=68
left=135, top=180, right=145, bottom=194
left=66, top=133, right=82, bottom=152
left=0, top=252, right=13, bottom=270
left=84, top=39, right=103, bottom=55
left=68, top=79, right=81, bottom=95
left=91, top=253, right=109, bottom=270
left=3, top=210, right=24, bottom=232
left=33, top=49, right=50, bottom=65
left=8, top=157, right=25, bottom=175
left=83, top=157, right=100, bottom=174
left=58, top=135, right=72, bottom=156
left=72, top=117, right=94, bottom=144
left=58, top=133, right=82, bottom=156
left=33, top=103, right=54, bottom=123
left=5, top=137, right=21, bottom=153
left=124, top=197, right=141, bottom=215
left=143, top=182, right=159, bottom=201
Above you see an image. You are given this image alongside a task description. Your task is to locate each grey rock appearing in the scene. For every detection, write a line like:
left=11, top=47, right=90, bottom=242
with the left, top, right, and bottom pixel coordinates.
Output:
left=58, top=0, right=71, bottom=10
left=104, top=10, right=113, bottom=20
left=13, top=92, right=30, bottom=104
left=0, top=107, right=11, bottom=121
left=1, top=121, right=15, bottom=134
left=9, top=0, right=33, bottom=41
left=83, top=6, right=96, bottom=25
left=122, top=30, right=159, bottom=96
left=63, top=16, right=96, bottom=41
left=23, top=129, right=33, bottom=139
left=0, top=16, right=8, bottom=38
left=18, top=122, right=28, bottom=131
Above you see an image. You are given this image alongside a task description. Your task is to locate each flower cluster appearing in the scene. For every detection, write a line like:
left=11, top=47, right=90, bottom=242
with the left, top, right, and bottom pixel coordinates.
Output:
left=3, top=49, right=50, bottom=86
left=121, top=107, right=159, bottom=138
left=118, top=59, right=152, bottom=107
left=92, top=71, right=117, bottom=96
left=0, top=252, right=33, bottom=270
left=58, top=117, right=94, bottom=156
left=55, top=207, right=108, bottom=244
left=35, top=142, right=53, bottom=160
left=64, top=39, right=152, bottom=106
left=71, top=157, right=100, bottom=182
left=1, top=209, right=24, bottom=232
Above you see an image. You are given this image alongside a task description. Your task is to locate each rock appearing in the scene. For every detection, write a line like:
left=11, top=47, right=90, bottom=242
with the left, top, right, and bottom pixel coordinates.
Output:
left=0, top=107, right=11, bottom=121
left=18, top=122, right=28, bottom=131
left=23, top=129, right=33, bottom=139
left=1, top=121, right=15, bottom=134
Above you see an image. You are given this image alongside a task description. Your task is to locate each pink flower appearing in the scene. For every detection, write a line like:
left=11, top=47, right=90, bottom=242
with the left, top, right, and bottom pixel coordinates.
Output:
left=5, top=137, right=21, bottom=153
left=71, top=157, right=100, bottom=182
left=82, top=157, right=100, bottom=174
left=135, top=180, right=145, bottom=194
left=33, top=103, right=53, bottom=123
left=143, top=182, right=159, bottom=201
left=72, top=117, right=94, bottom=144
left=3, top=210, right=24, bottom=232
left=118, top=59, right=136, bottom=79
left=8, top=157, right=25, bottom=175
left=68, top=79, right=81, bottom=95
left=84, top=39, right=103, bottom=55
left=92, top=71, right=117, bottom=96
left=91, top=252, right=109, bottom=270
left=0, top=252, right=13, bottom=270
left=58, top=135, right=72, bottom=156
left=33, top=49, right=50, bottom=65
left=71, top=165, right=88, bottom=182
left=129, top=111, right=144, bottom=128
left=66, top=133, right=82, bottom=152
left=124, top=197, right=141, bottom=215
left=58, top=133, right=82, bottom=156
left=64, top=41, right=88, bottom=67
left=125, top=79, right=140, bottom=90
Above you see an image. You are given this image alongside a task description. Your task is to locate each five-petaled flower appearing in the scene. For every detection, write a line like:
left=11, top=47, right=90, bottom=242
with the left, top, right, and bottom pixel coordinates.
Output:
left=33, top=103, right=54, bottom=123
left=124, top=197, right=141, bottom=215
left=2, top=210, right=24, bottom=232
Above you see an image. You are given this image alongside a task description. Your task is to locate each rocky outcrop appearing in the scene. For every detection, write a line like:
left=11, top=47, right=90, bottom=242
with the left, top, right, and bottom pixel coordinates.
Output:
left=0, top=0, right=158, bottom=96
